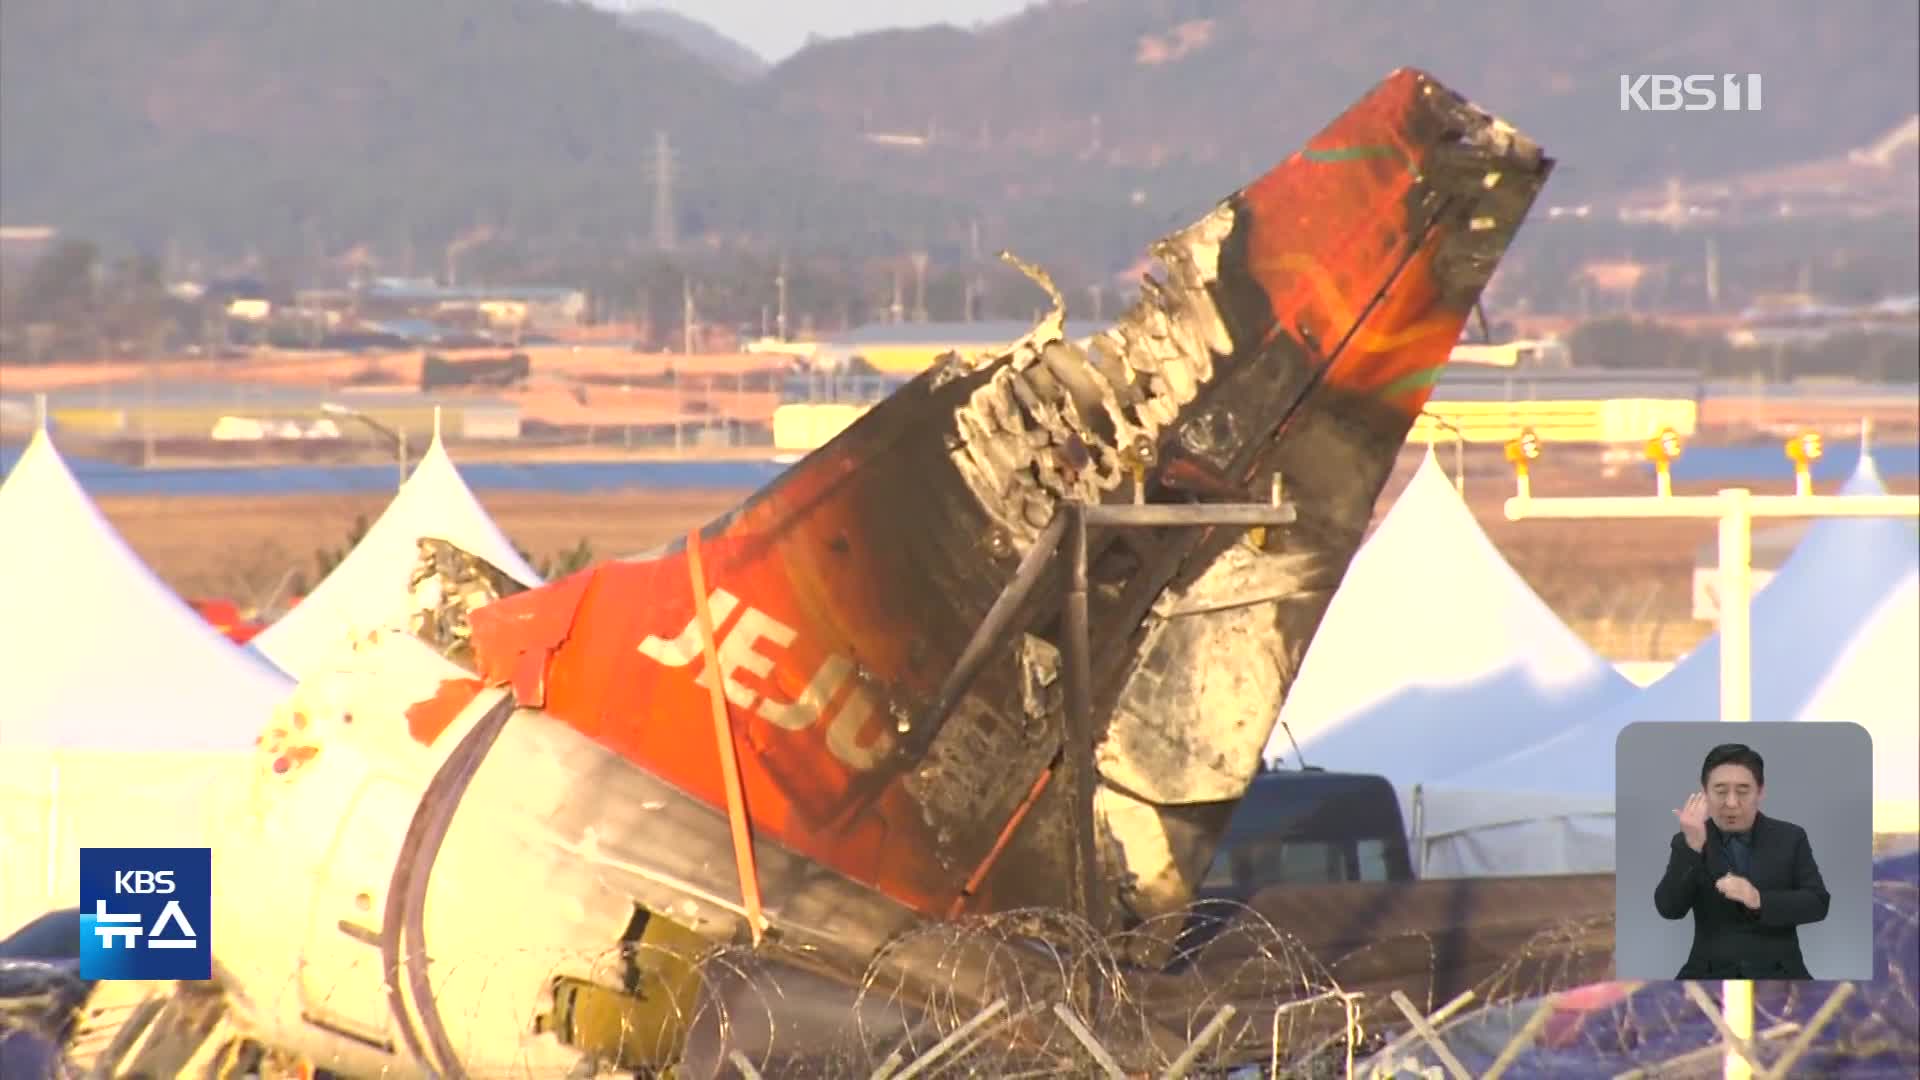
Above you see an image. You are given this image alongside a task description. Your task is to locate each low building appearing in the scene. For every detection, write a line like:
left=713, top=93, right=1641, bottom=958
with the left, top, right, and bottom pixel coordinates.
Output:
left=9, top=383, right=522, bottom=442
left=0, top=225, right=57, bottom=269
left=813, top=319, right=1115, bottom=375
left=359, top=278, right=589, bottom=335
left=1449, top=337, right=1572, bottom=368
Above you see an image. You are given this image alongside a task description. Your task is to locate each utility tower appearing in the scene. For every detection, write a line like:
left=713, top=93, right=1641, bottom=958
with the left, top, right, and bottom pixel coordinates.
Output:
left=682, top=277, right=696, bottom=354
left=650, top=130, right=678, bottom=252
left=775, top=257, right=789, bottom=341
left=910, top=252, right=929, bottom=323
left=1705, top=235, right=1721, bottom=311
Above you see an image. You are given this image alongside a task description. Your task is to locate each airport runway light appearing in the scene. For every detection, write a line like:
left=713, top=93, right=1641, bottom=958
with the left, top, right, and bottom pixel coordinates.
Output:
left=1120, top=434, right=1156, bottom=505
left=321, top=401, right=408, bottom=491
left=1504, top=428, right=1541, bottom=499
left=1786, top=431, right=1823, bottom=496
left=1645, top=426, right=1684, bottom=498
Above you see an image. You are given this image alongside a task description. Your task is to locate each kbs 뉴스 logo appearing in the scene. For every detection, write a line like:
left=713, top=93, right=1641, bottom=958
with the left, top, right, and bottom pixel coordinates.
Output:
left=78, top=847, right=212, bottom=981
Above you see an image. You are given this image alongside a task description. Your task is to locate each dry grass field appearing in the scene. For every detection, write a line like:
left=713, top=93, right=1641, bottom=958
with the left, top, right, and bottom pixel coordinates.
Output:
left=91, top=456, right=1915, bottom=661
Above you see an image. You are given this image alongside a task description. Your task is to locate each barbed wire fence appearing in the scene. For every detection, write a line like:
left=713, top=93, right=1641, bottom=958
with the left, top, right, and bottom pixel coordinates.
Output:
left=19, top=872, right=1913, bottom=1079
left=1368, top=879, right=1917, bottom=1080
left=14, top=837, right=1918, bottom=1078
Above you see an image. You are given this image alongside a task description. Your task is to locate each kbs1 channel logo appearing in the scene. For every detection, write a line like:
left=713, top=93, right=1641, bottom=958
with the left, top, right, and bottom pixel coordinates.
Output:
left=78, top=848, right=212, bottom=981
left=1619, top=73, right=1763, bottom=112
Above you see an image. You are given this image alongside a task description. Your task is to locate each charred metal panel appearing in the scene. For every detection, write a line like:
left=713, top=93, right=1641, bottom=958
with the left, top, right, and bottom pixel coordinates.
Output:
left=407, top=538, right=531, bottom=668
left=964, top=71, right=1554, bottom=931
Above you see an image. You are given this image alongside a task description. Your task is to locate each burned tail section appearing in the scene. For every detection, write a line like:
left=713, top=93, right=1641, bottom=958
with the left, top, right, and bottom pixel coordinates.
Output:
left=956, top=69, right=1554, bottom=937
left=444, top=69, right=1549, bottom=978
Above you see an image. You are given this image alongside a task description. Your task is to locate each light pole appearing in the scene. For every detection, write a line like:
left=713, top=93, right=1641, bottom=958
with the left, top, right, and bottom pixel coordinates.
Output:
left=1419, top=411, right=1469, bottom=494
left=321, top=402, right=408, bottom=490
left=1501, top=431, right=1919, bottom=1080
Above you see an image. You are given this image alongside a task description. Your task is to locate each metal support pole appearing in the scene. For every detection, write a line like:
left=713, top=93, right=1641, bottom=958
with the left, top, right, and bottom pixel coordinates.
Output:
left=1063, top=504, right=1099, bottom=932
left=1059, top=505, right=1105, bottom=1024
left=1409, top=784, right=1429, bottom=878
left=1504, top=494, right=1918, bottom=520
left=1717, top=488, right=1754, bottom=1080
left=321, top=402, right=409, bottom=492
left=142, top=357, right=156, bottom=468
left=1083, top=503, right=1297, bottom=527
left=1422, top=412, right=1468, bottom=495
left=1717, top=489, right=1754, bottom=728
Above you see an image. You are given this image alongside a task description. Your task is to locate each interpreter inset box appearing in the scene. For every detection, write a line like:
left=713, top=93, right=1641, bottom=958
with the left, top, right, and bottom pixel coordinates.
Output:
left=1613, top=721, right=1872, bottom=981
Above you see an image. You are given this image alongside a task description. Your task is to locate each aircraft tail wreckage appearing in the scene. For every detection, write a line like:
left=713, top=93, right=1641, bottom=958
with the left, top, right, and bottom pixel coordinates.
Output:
left=44, top=68, right=1557, bottom=1076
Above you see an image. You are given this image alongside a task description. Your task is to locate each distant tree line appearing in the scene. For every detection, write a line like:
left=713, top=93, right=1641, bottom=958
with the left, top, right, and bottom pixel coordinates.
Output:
left=1567, top=317, right=1918, bottom=382
left=4, top=225, right=1914, bottom=367
left=0, top=239, right=218, bottom=362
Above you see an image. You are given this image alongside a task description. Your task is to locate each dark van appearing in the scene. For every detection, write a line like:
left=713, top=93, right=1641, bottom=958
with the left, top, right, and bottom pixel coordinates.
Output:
left=1197, top=766, right=1414, bottom=897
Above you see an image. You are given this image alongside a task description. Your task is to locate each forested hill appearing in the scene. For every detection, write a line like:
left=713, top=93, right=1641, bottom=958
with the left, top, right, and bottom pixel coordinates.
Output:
left=618, top=6, right=768, bottom=82
left=0, top=0, right=834, bottom=254
left=1, top=0, right=1914, bottom=268
left=766, top=0, right=1917, bottom=199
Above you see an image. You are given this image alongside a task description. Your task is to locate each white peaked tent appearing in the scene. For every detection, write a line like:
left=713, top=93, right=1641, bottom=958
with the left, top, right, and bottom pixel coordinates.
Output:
left=1265, top=450, right=1635, bottom=796
left=1795, top=570, right=1920, bottom=832
left=249, top=428, right=540, bottom=682
left=0, top=430, right=293, bottom=936
left=1427, top=453, right=1919, bottom=873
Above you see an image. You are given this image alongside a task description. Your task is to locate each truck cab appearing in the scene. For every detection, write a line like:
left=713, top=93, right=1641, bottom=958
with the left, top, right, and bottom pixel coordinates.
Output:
left=1198, top=765, right=1414, bottom=897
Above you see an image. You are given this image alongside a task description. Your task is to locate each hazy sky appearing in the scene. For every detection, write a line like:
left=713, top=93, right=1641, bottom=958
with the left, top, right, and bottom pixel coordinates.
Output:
left=638, top=1, right=1034, bottom=64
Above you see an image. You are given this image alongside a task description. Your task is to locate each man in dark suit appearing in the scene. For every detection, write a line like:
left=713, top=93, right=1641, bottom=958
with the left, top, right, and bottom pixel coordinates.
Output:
left=1654, top=743, right=1831, bottom=979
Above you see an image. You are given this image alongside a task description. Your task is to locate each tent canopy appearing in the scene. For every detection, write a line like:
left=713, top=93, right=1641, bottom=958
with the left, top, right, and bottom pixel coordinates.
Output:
left=1798, top=569, right=1920, bottom=830
left=249, top=432, right=540, bottom=682
left=0, top=430, right=291, bottom=750
left=1267, top=451, right=1635, bottom=791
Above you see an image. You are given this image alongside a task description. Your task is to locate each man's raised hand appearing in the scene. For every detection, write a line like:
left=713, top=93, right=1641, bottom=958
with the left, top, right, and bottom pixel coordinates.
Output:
left=1675, top=792, right=1709, bottom=852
